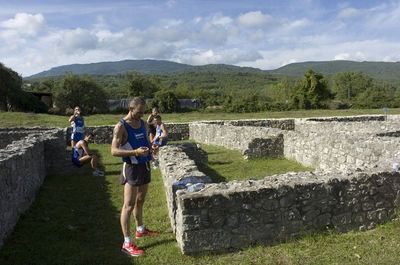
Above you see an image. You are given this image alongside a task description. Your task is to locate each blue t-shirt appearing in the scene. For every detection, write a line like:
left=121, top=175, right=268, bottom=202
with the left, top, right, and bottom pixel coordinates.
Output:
left=154, top=124, right=167, bottom=146
left=120, top=119, right=151, bottom=164
left=71, top=116, right=84, bottom=141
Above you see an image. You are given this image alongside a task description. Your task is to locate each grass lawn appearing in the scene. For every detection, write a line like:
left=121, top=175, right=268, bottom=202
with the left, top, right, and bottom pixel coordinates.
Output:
left=199, top=143, right=312, bottom=182
left=1, top=144, right=400, bottom=265
left=0, top=108, right=398, bottom=128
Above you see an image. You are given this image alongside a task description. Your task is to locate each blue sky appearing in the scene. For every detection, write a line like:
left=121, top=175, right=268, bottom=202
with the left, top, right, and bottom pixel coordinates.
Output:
left=0, top=0, right=399, bottom=76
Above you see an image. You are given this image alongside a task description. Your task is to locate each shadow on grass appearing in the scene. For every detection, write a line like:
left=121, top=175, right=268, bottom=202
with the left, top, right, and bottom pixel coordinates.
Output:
left=142, top=238, right=176, bottom=250
left=208, top=161, right=232, bottom=166
left=0, top=151, right=131, bottom=265
left=197, top=163, right=227, bottom=183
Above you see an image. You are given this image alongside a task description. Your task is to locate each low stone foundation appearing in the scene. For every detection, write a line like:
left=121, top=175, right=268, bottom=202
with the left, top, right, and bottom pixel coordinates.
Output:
left=65, top=122, right=190, bottom=145
left=189, top=123, right=285, bottom=159
left=158, top=115, right=400, bottom=254
left=173, top=170, right=399, bottom=254
left=159, top=143, right=210, bottom=232
left=0, top=128, right=65, bottom=249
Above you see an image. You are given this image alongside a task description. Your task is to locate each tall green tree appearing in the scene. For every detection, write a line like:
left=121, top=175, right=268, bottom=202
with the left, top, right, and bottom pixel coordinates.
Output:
left=332, top=72, right=373, bottom=101
left=354, top=83, right=400, bottom=108
left=125, top=73, right=159, bottom=98
left=152, top=90, right=180, bottom=113
left=55, top=74, right=108, bottom=114
left=290, top=69, right=332, bottom=109
left=0, top=62, right=22, bottom=111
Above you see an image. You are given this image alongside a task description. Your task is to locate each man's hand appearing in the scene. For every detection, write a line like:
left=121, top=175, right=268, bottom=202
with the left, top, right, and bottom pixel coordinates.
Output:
left=135, top=147, right=149, bottom=156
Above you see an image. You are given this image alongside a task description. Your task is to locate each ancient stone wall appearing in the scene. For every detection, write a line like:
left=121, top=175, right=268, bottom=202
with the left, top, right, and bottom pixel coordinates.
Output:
left=158, top=144, right=211, bottom=232
left=0, top=129, right=65, bottom=249
left=189, top=123, right=284, bottom=159
left=158, top=115, right=400, bottom=254
left=65, top=123, right=189, bottom=145
left=284, top=117, right=400, bottom=172
left=227, top=119, right=295, bottom=130
left=173, top=170, right=400, bottom=254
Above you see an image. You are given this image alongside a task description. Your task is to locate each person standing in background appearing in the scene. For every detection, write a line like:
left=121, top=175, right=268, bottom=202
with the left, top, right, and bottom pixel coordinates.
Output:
left=69, top=106, right=85, bottom=148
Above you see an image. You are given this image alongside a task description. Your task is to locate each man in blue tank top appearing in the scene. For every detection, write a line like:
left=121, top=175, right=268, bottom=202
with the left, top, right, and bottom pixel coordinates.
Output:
left=69, top=106, right=85, bottom=148
left=111, top=97, right=158, bottom=257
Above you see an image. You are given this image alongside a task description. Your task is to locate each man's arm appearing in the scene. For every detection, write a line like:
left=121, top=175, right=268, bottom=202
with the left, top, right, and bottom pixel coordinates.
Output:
left=68, top=115, right=75, bottom=123
left=146, top=114, right=153, bottom=124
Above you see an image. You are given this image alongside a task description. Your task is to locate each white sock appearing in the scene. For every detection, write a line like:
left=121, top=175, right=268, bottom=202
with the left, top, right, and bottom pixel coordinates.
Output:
left=137, top=225, right=145, bottom=232
left=124, top=236, right=131, bottom=244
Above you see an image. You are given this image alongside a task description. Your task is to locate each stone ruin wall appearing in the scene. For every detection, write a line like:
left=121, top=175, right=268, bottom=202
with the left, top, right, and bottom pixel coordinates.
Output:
left=2, top=115, right=400, bottom=254
left=0, top=128, right=65, bottom=249
left=158, top=115, right=400, bottom=254
left=285, top=116, right=400, bottom=172
left=159, top=144, right=210, bottom=232
left=65, top=123, right=189, bottom=145
left=173, top=170, right=400, bottom=254
left=189, top=122, right=286, bottom=159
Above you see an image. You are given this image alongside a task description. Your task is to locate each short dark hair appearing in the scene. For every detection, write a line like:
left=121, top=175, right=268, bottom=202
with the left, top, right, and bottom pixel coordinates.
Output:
left=129, top=97, right=146, bottom=110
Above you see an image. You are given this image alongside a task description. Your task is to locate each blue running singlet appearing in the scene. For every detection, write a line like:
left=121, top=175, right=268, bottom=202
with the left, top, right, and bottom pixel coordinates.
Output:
left=71, top=116, right=84, bottom=142
left=120, top=119, right=151, bottom=164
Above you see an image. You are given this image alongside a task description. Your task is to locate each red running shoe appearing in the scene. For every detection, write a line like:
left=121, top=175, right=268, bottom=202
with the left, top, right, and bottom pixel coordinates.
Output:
left=135, top=228, right=159, bottom=239
left=121, top=242, right=144, bottom=257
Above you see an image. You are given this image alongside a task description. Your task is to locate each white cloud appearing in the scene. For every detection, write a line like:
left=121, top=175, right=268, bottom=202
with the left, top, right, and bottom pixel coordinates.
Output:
left=238, top=11, right=273, bottom=28
left=337, top=7, right=361, bottom=19
left=210, top=13, right=233, bottom=26
left=176, top=48, right=262, bottom=65
left=59, top=28, right=98, bottom=53
left=285, top=18, right=310, bottom=30
left=0, top=13, right=45, bottom=35
left=243, top=39, right=400, bottom=70
left=334, top=52, right=366, bottom=61
left=166, top=0, right=177, bottom=8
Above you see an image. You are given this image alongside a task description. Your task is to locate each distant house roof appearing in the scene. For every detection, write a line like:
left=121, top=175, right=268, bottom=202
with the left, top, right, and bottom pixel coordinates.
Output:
left=107, top=98, right=202, bottom=111
left=178, top=98, right=201, bottom=109
left=107, top=99, right=131, bottom=111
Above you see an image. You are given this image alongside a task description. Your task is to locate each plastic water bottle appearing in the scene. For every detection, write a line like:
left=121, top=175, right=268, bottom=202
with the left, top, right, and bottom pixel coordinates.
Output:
left=393, top=163, right=399, bottom=172
left=393, top=152, right=400, bottom=172
left=186, top=183, right=205, bottom=192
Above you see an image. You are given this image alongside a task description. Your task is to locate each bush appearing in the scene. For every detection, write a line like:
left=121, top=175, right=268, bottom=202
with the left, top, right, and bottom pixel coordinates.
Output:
left=152, top=90, right=180, bottom=113
left=54, top=74, right=108, bottom=114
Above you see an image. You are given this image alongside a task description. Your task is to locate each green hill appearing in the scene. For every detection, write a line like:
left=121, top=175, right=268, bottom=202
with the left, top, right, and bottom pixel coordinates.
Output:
left=27, top=59, right=400, bottom=82
left=27, top=59, right=192, bottom=78
left=270, top=60, right=400, bottom=81
left=27, top=60, right=263, bottom=79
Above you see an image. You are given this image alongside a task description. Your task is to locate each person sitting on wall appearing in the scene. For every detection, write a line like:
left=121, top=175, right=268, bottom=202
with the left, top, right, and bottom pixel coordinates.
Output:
left=72, top=132, right=105, bottom=177
left=69, top=106, right=85, bottom=148
left=151, top=114, right=168, bottom=168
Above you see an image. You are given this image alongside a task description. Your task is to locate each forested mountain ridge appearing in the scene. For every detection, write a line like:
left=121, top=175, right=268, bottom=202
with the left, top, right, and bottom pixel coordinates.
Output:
left=27, top=59, right=400, bottom=81
left=271, top=60, right=400, bottom=80
left=27, top=60, right=262, bottom=79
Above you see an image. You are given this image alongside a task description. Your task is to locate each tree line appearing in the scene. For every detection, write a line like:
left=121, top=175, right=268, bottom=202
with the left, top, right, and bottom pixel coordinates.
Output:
left=2, top=61, right=400, bottom=114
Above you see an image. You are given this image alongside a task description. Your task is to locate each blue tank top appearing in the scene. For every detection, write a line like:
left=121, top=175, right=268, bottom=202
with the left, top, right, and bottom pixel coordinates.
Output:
left=120, top=119, right=151, bottom=164
left=72, top=116, right=84, bottom=134
left=154, top=124, right=167, bottom=145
